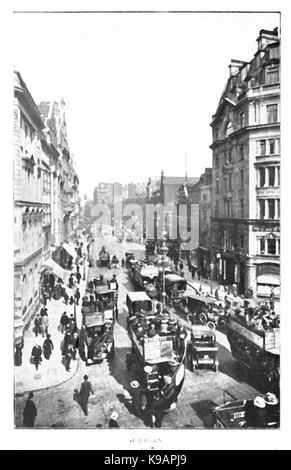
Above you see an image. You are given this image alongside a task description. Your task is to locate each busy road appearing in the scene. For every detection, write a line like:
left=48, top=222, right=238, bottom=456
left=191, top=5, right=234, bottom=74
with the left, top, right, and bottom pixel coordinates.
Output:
left=15, top=225, right=260, bottom=428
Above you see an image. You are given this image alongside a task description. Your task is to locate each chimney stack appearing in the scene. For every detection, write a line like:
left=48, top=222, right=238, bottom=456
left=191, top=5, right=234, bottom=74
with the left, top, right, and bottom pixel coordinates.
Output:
left=229, top=59, right=247, bottom=77
left=256, top=27, right=279, bottom=51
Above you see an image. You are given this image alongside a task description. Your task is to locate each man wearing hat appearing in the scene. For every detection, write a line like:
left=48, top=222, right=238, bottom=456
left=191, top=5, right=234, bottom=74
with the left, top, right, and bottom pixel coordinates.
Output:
left=79, top=375, right=94, bottom=416
left=109, top=411, right=119, bottom=428
left=264, top=392, right=279, bottom=427
left=245, top=396, right=266, bottom=428
left=31, top=342, right=42, bottom=370
left=43, top=334, right=54, bottom=360
left=23, top=392, right=37, bottom=428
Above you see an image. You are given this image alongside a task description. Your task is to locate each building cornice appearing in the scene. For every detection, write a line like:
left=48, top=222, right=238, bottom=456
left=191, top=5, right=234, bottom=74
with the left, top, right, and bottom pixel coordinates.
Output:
left=14, top=247, right=43, bottom=268
left=210, top=123, right=280, bottom=149
left=15, top=86, right=44, bottom=131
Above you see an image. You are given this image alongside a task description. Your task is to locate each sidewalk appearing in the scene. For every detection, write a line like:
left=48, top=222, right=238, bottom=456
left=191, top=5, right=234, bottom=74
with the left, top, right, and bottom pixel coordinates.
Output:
left=178, top=263, right=222, bottom=297
left=15, top=259, right=90, bottom=396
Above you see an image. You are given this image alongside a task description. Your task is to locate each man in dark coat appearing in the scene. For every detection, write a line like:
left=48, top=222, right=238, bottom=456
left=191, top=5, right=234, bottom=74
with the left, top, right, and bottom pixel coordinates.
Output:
left=69, top=275, right=74, bottom=289
left=14, top=342, right=23, bottom=366
left=64, top=344, right=74, bottom=371
left=76, top=271, right=81, bottom=284
left=23, top=392, right=37, bottom=428
left=175, top=321, right=187, bottom=356
left=31, top=344, right=42, bottom=370
left=109, top=411, right=119, bottom=428
left=43, top=334, right=54, bottom=360
left=79, top=375, right=94, bottom=416
left=75, top=287, right=81, bottom=305
left=34, top=314, right=42, bottom=337
left=63, top=291, right=69, bottom=305
left=62, top=332, right=73, bottom=356
left=60, top=311, right=69, bottom=334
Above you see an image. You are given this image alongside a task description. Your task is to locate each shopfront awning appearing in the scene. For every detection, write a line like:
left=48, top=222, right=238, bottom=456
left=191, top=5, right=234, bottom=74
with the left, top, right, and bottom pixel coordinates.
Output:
left=62, top=242, right=76, bottom=259
left=42, top=258, right=67, bottom=281
left=257, top=274, right=280, bottom=286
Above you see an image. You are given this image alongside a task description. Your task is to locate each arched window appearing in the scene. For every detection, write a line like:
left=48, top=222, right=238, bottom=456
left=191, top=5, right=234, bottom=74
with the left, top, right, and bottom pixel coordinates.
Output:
left=225, top=121, right=233, bottom=137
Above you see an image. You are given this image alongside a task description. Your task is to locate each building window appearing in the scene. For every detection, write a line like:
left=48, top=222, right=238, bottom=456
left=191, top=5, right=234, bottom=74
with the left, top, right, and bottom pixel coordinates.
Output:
left=260, top=140, right=266, bottom=155
left=268, top=167, right=275, bottom=187
left=215, top=201, right=219, bottom=217
left=267, top=68, right=279, bottom=84
left=259, top=238, right=265, bottom=254
left=228, top=173, right=232, bottom=191
left=259, top=200, right=265, bottom=219
left=240, top=199, right=244, bottom=218
left=259, top=168, right=265, bottom=187
left=203, top=194, right=208, bottom=201
left=239, top=145, right=244, bottom=161
left=269, top=139, right=275, bottom=154
left=267, top=239, right=276, bottom=255
left=277, top=199, right=280, bottom=218
left=268, top=199, right=275, bottom=219
left=228, top=149, right=232, bottom=163
left=240, top=169, right=244, bottom=188
left=277, top=138, right=281, bottom=153
left=267, top=104, right=278, bottom=124
left=277, top=167, right=280, bottom=186
left=240, top=111, right=245, bottom=127
left=225, top=121, right=233, bottom=137
left=215, top=157, right=219, bottom=169
left=226, top=200, right=232, bottom=218
left=239, top=233, right=244, bottom=249
left=215, top=177, right=219, bottom=194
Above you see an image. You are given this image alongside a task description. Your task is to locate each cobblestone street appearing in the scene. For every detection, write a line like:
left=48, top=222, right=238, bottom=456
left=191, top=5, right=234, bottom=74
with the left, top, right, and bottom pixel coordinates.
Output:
left=15, top=232, right=260, bottom=429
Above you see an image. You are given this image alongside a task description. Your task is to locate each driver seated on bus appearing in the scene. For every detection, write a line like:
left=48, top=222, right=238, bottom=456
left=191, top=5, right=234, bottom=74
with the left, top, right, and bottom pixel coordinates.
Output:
left=148, top=324, right=158, bottom=338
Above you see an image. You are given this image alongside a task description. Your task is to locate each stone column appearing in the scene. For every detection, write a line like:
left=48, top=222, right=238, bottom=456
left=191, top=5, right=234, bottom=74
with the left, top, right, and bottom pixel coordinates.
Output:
left=275, top=199, right=278, bottom=219
left=257, top=237, right=261, bottom=254
left=274, top=166, right=279, bottom=187
left=275, top=238, right=280, bottom=255
left=246, top=261, right=257, bottom=296
left=265, top=167, right=269, bottom=187
left=264, top=199, right=269, bottom=219
left=264, top=238, right=268, bottom=255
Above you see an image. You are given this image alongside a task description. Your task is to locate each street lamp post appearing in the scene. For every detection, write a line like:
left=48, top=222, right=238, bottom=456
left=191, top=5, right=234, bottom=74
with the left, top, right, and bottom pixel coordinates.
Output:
left=83, top=253, right=86, bottom=281
left=159, top=231, right=169, bottom=308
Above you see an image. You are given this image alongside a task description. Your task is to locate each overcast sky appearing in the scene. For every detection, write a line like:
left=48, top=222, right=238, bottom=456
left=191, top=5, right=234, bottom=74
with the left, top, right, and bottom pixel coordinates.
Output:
left=13, top=11, right=279, bottom=198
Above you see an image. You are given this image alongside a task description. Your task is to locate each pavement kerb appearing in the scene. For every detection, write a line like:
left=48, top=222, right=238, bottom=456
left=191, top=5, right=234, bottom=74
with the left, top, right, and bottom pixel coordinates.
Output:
left=14, top=354, right=81, bottom=397
left=15, top=260, right=90, bottom=398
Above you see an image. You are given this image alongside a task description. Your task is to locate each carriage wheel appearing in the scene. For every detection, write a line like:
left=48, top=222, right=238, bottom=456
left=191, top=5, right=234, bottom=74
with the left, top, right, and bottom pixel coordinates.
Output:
left=198, top=312, right=208, bottom=325
left=207, top=321, right=216, bottom=330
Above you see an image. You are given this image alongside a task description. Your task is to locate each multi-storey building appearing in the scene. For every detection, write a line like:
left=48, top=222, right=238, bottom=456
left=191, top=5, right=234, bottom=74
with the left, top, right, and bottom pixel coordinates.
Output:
left=210, top=28, right=280, bottom=300
left=93, top=182, right=114, bottom=205
left=14, top=71, right=52, bottom=339
left=38, top=100, right=80, bottom=245
left=145, top=171, right=199, bottom=261
left=14, top=74, right=81, bottom=341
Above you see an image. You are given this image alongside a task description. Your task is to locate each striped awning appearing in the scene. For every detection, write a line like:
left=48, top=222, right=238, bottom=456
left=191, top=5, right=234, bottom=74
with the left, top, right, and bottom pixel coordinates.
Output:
left=257, top=274, right=280, bottom=286
left=62, top=242, right=76, bottom=258
left=42, top=258, right=67, bottom=281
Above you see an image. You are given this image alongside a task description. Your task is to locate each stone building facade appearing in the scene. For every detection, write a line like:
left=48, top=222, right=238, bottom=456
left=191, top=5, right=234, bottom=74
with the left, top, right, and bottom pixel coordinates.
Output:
left=210, top=28, right=280, bottom=300
left=14, top=71, right=52, bottom=339
left=14, top=73, right=81, bottom=340
left=38, top=100, right=80, bottom=246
